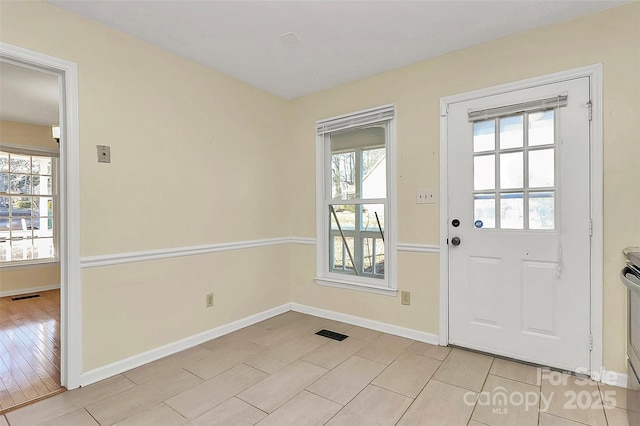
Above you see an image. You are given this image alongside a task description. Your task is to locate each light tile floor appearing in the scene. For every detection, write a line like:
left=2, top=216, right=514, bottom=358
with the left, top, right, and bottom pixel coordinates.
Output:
left=2, top=311, right=638, bottom=426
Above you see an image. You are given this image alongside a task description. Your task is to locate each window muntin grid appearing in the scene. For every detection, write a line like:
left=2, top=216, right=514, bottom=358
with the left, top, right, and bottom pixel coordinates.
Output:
left=328, top=131, right=386, bottom=279
left=472, top=110, right=556, bottom=231
left=0, top=151, right=56, bottom=263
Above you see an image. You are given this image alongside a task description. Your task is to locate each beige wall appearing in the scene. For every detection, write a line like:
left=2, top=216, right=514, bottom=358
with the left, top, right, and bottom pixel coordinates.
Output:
left=0, top=120, right=61, bottom=293
left=288, top=3, right=640, bottom=374
left=0, top=265, right=60, bottom=294
left=0, top=120, right=60, bottom=151
left=0, top=1, right=291, bottom=369
left=1, top=1, right=638, bottom=376
left=81, top=245, right=291, bottom=371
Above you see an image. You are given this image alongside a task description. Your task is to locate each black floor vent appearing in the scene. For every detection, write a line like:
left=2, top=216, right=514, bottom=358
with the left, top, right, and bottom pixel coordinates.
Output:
left=316, top=329, right=349, bottom=341
left=11, top=294, right=41, bottom=301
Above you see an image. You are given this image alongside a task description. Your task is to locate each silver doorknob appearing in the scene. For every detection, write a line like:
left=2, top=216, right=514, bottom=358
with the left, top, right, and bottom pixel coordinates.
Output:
left=451, top=237, right=461, bottom=246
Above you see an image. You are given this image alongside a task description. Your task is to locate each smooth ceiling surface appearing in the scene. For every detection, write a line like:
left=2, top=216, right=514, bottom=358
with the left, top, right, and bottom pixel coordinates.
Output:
left=49, top=1, right=628, bottom=99
left=0, top=61, right=59, bottom=126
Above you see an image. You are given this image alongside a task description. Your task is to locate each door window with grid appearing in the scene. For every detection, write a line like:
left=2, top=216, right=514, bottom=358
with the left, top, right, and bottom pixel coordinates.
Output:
left=472, top=109, right=556, bottom=231
left=0, top=150, right=57, bottom=264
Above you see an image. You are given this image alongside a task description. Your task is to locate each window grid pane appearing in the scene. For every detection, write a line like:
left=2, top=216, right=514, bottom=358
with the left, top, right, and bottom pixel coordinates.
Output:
left=374, top=239, right=385, bottom=275
left=499, top=115, right=524, bottom=149
left=331, top=152, right=355, bottom=200
left=362, top=148, right=386, bottom=198
left=473, top=120, right=495, bottom=153
left=529, top=192, right=555, bottom=230
left=500, top=152, right=523, bottom=189
left=474, top=194, right=496, bottom=229
left=474, top=155, right=495, bottom=190
left=500, top=193, right=524, bottom=229
left=0, top=153, right=8, bottom=172
left=528, top=110, right=554, bottom=147
left=529, top=149, right=555, bottom=188
left=363, top=237, right=374, bottom=274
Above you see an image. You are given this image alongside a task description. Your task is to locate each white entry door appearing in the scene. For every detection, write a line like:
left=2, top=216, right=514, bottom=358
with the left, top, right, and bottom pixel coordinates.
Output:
left=447, top=76, right=592, bottom=372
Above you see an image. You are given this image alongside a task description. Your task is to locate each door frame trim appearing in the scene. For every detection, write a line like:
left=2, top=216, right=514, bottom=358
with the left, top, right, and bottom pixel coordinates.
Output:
left=0, top=42, right=83, bottom=389
left=439, top=64, right=603, bottom=379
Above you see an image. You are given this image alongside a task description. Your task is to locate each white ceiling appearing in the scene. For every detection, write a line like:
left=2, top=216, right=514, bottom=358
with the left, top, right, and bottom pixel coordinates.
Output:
left=0, top=0, right=627, bottom=125
left=0, top=61, right=59, bottom=126
left=49, top=0, right=628, bottom=100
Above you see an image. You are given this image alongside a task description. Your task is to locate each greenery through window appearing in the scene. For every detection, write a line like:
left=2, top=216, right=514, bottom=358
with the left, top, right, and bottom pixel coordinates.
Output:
left=0, top=151, right=57, bottom=264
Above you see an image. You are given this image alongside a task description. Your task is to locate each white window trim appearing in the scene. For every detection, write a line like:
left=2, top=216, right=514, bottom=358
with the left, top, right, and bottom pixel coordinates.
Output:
left=0, top=143, right=60, bottom=157
left=315, top=104, right=397, bottom=296
left=0, top=259, right=60, bottom=270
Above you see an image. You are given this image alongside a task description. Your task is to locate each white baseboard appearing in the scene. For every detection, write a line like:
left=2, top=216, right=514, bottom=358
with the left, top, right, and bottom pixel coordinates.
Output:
left=79, top=303, right=291, bottom=387
left=79, top=301, right=442, bottom=387
left=291, top=302, right=440, bottom=346
left=0, top=283, right=61, bottom=298
left=292, top=302, right=631, bottom=388
left=78, top=298, right=625, bottom=389
left=598, top=370, right=628, bottom=388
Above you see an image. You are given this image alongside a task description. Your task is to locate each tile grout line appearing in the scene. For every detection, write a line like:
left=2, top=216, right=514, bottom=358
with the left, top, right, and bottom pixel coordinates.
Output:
left=467, top=356, right=496, bottom=425
left=375, top=345, right=444, bottom=398
left=83, top=407, right=100, bottom=426
left=313, top=342, right=395, bottom=424
left=160, top=402, right=190, bottom=425
left=303, top=388, right=344, bottom=407
left=270, top=359, right=332, bottom=413
left=537, top=367, right=543, bottom=426
left=367, top=383, right=414, bottom=400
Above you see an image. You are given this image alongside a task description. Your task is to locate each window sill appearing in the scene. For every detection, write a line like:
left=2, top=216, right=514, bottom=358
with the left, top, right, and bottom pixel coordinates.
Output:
left=0, top=259, right=60, bottom=271
left=315, top=277, right=398, bottom=296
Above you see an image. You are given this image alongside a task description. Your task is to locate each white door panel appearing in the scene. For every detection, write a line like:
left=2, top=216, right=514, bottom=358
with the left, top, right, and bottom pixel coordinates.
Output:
left=522, top=260, right=558, bottom=335
left=447, top=77, right=591, bottom=371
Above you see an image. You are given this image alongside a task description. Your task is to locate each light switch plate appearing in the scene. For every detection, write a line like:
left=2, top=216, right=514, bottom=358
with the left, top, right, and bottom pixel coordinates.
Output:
left=97, top=145, right=111, bottom=163
left=416, top=189, right=436, bottom=204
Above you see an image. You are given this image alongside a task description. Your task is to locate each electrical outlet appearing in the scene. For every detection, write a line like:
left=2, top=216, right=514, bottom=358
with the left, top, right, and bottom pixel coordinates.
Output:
left=206, top=293, right=214, bottom=308
left=401, top=291, right=411, bottom=306
left=416, top=189, right=436, bottom=204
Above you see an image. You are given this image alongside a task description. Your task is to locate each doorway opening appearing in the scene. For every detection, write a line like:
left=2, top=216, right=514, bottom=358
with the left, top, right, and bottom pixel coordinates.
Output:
left=0, top=42, right=82, bottom=409
left=0, top=57, right=64, bottom=414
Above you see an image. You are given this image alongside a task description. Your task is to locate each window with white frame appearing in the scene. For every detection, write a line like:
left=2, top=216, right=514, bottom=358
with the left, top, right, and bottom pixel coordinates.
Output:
left=0, top=148, right=58, bottom=265
left=315, top=105, right=396, bottom=295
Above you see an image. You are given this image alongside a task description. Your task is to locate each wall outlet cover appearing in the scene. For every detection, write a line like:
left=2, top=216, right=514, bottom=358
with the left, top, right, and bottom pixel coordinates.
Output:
left=97, top=145, right=111, bottom=163
left=416, top=189, right=436, bottom=204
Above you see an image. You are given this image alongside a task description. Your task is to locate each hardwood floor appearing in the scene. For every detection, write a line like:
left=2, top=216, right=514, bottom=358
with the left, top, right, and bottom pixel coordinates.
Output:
left=0, top=290, right=64, bottom=413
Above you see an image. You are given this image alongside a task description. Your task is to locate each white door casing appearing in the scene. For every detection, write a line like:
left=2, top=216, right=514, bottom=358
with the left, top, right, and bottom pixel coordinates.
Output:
left=0, top=42, right=82, bottom=389
left=440, top=67, right=603, bottom=376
